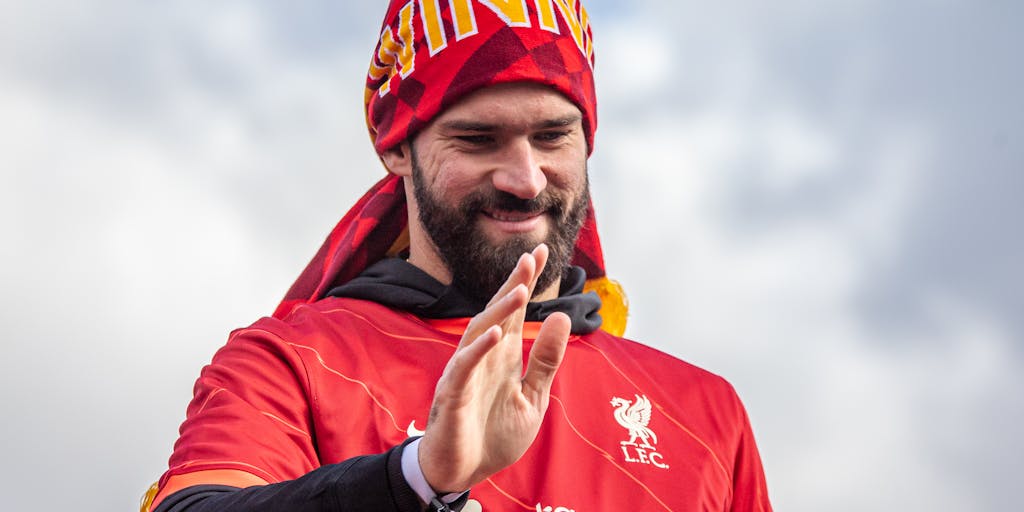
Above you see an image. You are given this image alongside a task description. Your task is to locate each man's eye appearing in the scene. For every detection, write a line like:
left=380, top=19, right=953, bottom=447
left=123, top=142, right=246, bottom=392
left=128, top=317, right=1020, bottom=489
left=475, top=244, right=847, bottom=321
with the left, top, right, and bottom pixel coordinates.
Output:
left=456, top=135, right=493, bottom=145
left=536, top=131, right=568, bottom=142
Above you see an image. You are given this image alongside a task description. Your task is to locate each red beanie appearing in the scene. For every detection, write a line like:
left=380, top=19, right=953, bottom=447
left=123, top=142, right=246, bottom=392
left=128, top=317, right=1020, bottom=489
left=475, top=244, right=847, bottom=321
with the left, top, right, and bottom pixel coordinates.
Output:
left=365, top=0, right=598, bottom=153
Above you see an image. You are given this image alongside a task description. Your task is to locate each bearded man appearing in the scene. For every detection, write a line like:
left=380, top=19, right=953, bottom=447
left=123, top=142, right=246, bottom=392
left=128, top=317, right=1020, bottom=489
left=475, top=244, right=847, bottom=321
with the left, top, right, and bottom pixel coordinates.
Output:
left=145, top=2, right=772, bottom=511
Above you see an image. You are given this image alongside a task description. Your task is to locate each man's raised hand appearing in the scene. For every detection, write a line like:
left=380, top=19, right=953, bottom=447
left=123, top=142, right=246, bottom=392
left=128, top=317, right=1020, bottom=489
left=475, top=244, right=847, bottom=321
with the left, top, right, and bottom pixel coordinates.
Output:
left=418, top=243, right=571, bottom=493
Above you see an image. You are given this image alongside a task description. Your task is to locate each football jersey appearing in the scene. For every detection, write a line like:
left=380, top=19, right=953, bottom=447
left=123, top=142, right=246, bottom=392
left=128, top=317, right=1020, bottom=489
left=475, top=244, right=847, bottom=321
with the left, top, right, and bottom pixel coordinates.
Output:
left=159, top=297, right=771, bottom=511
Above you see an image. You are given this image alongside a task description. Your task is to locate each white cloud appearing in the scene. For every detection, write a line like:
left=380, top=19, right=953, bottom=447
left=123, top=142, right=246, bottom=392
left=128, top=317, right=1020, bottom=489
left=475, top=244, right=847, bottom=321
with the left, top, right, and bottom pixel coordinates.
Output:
left=592, top=6, right=1020, bottom=506
left=0, top=4, right=381, bottom=508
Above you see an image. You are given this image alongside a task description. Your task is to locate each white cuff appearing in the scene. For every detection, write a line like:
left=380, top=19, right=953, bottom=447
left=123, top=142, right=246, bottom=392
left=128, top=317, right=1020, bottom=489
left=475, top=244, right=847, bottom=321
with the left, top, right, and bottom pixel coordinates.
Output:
left=401, top=438, right=468, bottom=505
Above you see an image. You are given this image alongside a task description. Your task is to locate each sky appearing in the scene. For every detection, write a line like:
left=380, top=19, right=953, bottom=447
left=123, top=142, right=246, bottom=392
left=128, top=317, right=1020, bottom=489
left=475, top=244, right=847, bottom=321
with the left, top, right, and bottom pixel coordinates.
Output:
left=1, top=1, right=1021, bottom=510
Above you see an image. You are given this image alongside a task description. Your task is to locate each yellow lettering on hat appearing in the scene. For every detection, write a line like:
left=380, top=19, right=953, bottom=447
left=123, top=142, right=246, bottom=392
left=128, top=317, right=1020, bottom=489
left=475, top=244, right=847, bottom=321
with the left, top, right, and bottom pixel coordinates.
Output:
left=372, top=0, right=594, bottom=98
left=420, top=0, right=448, bottom=55
left=397, top=3, right=417, bottom=75
left=450, top=0, right=479, bottom=40
left=534, top=0, right=559, bottom=33
left=478, top=0, right=530, bottom=27
left=370, top=1, right=417, bottom=96
left=580, top=3, right=592, bottom=62
left=367, top=27, right=397, bottom=81
left=552, top=0, right=583, bottom=53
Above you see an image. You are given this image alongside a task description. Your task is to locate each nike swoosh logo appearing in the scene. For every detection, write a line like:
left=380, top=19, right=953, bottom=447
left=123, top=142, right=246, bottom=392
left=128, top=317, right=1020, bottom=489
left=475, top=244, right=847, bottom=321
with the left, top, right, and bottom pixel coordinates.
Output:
left=407, top=420, right=426, bottom=437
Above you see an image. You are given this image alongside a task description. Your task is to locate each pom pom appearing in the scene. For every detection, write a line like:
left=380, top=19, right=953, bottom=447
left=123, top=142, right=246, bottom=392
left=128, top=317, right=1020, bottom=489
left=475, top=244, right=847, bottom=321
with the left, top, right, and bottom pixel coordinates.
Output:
left=584, top=276, right=628, bottom=337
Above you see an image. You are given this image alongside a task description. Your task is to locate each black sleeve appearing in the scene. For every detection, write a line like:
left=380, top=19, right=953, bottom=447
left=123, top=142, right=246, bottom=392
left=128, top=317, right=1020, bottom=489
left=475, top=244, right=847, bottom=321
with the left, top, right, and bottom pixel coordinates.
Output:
left=153, top=441, right=432, bottom=512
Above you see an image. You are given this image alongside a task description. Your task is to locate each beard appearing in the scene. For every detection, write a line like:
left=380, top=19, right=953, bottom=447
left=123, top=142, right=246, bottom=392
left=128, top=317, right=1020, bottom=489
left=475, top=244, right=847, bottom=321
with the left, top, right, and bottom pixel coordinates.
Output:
left=411, top=149, right=589, bottom=304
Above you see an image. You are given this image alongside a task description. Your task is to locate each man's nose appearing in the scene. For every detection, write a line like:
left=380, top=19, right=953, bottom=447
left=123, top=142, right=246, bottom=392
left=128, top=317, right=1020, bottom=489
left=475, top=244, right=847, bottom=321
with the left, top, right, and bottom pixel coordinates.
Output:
left=492, top=139, right=547, bottom=199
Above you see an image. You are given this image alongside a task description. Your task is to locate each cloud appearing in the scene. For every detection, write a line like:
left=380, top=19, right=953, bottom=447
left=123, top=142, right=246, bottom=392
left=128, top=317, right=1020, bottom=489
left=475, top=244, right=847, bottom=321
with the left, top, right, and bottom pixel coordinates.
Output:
left=591, top=1, right=1023, bottom=510
left=0, top=3, right=383, bottom=508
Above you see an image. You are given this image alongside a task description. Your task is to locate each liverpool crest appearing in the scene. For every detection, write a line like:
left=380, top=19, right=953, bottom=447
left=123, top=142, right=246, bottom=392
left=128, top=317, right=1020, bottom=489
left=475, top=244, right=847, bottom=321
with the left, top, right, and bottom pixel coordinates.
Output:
left=611, top=394, right=669, bottom=469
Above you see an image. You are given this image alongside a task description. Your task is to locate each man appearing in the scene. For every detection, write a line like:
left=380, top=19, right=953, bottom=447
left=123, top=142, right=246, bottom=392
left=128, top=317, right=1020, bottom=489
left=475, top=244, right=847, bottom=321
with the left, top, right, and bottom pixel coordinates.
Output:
left=145, top=2, right=771, bottom=511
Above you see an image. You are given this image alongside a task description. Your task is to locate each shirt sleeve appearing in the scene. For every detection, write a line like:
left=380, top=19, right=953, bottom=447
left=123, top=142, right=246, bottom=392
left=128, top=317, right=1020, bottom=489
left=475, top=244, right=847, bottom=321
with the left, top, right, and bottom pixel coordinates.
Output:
left=152, top=440, right=424, bottom=512
left=161, top=326, right=319, bottom=485
left=400, top=438, right=469, bottom=506
left=727, top=392, right=773, bottom=512
left=152, top=324, right=428, bottom=511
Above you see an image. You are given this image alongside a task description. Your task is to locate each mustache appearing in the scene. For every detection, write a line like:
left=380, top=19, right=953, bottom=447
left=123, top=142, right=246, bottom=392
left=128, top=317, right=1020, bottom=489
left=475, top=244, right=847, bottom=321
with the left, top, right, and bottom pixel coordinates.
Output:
left=461, top=190, right=564, bottom=215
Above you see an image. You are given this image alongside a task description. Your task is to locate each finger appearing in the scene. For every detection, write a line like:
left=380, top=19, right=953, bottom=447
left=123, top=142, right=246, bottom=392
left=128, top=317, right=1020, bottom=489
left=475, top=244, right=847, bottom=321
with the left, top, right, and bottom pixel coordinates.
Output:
left=525, top=243, right=549, bottom=297
left=505, top=244, right=552, bottom=335
left=486, top=252, right=535, bottom=308
left=521, top=311, right=570, bottom=402
left=442, top=325, right=503, bottom=391
left=461, top=283, right=529, bottom=348
left=504, top=244, right=549, bottom=333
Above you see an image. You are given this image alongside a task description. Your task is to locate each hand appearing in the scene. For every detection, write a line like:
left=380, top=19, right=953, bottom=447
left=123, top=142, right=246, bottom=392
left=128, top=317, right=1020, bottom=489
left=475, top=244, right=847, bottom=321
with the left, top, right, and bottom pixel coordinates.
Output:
left=417, top=243, right=571, bottom=493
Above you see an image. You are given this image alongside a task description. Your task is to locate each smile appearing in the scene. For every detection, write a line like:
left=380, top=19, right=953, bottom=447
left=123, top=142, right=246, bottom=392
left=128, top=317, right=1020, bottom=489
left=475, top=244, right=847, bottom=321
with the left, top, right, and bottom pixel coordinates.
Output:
left=484, top=209, right=543, bottom=222
left=480, top=209, right=547, bottom=234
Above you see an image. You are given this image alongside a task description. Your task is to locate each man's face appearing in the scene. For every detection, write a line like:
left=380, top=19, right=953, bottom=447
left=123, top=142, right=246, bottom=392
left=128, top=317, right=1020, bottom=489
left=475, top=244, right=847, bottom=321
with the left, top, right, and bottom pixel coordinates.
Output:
left=406, top=82, right=590, bottom=303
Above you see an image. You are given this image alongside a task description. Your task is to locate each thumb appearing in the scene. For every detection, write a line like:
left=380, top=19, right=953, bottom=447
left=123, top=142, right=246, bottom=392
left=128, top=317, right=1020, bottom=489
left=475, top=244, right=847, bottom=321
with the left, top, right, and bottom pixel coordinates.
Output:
left=522, top=312, right=570, bottom=400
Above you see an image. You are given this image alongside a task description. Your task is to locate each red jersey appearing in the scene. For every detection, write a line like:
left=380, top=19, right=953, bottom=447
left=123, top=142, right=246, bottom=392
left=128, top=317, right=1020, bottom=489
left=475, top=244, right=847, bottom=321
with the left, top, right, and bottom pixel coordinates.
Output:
left=159, top=297, right=771, bottom=511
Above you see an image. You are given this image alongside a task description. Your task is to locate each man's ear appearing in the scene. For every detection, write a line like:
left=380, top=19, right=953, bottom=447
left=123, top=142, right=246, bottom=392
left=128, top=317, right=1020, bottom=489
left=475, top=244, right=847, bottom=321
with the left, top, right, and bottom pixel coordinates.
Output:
left=381, top=141, right=413, bottom=177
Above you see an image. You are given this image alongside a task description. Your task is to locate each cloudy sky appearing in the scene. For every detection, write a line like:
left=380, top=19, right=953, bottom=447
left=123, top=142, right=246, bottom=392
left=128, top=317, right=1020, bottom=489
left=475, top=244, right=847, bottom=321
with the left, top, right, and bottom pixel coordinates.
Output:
left=1, top=1, right=1021, bottom=510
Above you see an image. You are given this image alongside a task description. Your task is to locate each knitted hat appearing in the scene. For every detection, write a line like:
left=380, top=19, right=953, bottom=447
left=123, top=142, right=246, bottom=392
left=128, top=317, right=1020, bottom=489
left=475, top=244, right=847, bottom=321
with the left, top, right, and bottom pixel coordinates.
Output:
left=365, top=0, right=598, bottom=154
left=274, top=0, right=627, bottom=336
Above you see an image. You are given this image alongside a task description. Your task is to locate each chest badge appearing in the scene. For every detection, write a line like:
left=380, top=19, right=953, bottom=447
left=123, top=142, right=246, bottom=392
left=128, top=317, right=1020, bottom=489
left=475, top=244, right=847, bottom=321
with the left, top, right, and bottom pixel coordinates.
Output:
left=611, top=394, right=669, bottom=469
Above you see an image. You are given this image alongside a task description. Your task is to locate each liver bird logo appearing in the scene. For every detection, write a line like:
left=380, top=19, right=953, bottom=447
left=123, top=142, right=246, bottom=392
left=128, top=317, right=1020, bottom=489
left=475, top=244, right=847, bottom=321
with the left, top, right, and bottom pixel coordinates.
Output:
left=610, top=394, right=658, bottom=449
